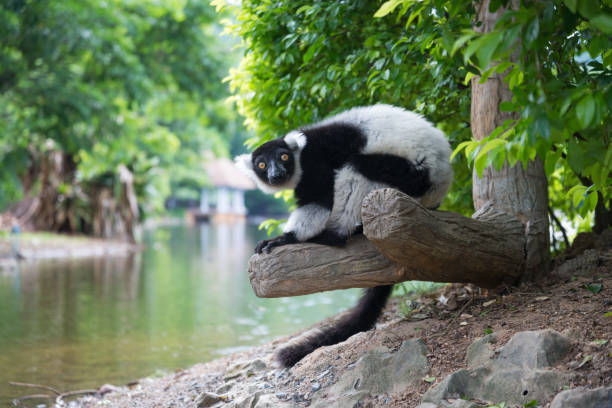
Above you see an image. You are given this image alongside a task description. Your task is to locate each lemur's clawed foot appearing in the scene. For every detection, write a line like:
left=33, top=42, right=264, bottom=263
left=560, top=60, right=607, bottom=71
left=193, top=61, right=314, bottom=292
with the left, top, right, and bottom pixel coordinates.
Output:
left=255, top=232, right=297, bottom=254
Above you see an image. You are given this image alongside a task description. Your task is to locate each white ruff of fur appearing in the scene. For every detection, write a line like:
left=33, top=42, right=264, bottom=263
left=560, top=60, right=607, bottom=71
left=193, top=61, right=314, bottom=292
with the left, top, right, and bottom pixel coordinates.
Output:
left=316, top=104, right=453, bottom=208
left=284, top=131, right=307, bottom=150
left=283, top=204, right=330, bottom=241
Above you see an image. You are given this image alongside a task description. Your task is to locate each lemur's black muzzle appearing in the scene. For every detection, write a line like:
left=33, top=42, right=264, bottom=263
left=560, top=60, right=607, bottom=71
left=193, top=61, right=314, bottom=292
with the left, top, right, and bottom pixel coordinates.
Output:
left=268, top=162, right=286, bottom=184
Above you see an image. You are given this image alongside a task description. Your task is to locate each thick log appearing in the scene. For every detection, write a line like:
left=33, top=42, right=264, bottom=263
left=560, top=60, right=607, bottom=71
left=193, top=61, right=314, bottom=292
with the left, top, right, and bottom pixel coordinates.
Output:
left=248, top=235, right=401, bottom=298
left=362, top=188, right=525, bottom=289
left=248, top=188, right=526, bottom=297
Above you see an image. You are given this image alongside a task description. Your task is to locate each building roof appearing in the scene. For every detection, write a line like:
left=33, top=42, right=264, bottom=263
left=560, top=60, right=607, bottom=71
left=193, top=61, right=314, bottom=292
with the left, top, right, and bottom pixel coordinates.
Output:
left=205, top=158, right=255, bottom=190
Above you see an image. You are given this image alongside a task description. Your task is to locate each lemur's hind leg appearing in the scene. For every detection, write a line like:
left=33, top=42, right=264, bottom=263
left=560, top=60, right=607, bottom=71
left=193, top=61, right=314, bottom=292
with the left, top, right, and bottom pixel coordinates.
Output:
left=307, top=229, right=349, bottom=246
left=326, top=165, right=384, bottom=239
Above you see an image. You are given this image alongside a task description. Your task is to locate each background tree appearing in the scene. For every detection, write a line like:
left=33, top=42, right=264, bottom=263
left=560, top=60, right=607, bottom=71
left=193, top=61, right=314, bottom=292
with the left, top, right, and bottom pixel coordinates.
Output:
left=220, top=0, right=611, bottom=261
left=0, top=0, right=247, bottom=240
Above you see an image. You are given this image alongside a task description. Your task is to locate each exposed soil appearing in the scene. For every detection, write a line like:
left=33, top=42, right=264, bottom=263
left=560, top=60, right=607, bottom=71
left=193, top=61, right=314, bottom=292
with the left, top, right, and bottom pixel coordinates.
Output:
left=27, top=242, right=612, bottom=407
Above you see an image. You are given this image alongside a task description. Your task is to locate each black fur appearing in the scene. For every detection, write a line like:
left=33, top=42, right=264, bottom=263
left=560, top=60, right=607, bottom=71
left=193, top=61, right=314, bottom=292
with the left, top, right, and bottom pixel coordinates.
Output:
left=251, top=139, right=295, bottom=186
left=255, top=232, right=297, bottom=254
left=251, top=123, right=434, bottom=368
left=307, top=229, right=349, bottom=246
left=276, top=285, right=394, bottom=368
left=351, top=153, right=431, bottom=198
left=294, top=123, right=366, bottom=209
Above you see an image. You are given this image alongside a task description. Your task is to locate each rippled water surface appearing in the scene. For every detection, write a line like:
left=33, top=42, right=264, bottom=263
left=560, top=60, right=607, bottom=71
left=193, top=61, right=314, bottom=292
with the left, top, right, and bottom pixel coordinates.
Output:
left=0, top=223, right=358, bottom=405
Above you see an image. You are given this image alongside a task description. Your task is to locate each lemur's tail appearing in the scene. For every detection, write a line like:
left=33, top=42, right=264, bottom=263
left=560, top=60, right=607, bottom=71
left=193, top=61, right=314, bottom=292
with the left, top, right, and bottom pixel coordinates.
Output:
left=275, top=284, right=394, bottom=368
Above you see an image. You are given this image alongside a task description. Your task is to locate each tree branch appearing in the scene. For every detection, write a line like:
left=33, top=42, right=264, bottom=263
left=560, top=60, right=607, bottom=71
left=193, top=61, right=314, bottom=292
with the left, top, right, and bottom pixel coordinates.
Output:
left=248, top=189, right=527, bottom=297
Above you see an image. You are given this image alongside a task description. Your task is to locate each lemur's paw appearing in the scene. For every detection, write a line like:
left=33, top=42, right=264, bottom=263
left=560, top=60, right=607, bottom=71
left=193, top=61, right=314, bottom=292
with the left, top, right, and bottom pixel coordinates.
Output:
left=254, top=233, right=298, bottom=254
left=255, top=238, right=274, bottom=254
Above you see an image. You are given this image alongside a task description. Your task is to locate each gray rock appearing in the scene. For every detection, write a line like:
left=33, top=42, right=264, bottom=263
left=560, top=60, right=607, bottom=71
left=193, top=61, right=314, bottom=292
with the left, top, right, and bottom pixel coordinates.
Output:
left=417, top=400, right=480, bottom=408
left=255, top=393, right=292, bottom=407
left=311, top=339, right=430, bottom=408
left=423, top=330, right=574, bottom=407
left=496, top=330, right=571, bottom=370
left=422, top=367, right=489, bottom=404
left=229, top=391, right=262, bottom=408
left=224, top=362, right=248, bottom=381
left=465, top=332, right=499, bottom=367
left=196, top=392, right=225, bottom=408
left=246, top=359, right=267, bottom=377
left=216, top=381, right=234, bottom=394
left=550, top=386, right=612, bottom=408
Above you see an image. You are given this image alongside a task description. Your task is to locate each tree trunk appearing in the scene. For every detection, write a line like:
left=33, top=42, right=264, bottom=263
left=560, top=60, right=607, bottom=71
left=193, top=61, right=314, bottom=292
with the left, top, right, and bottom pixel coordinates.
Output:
left=471, top=0, right=549, bottom=280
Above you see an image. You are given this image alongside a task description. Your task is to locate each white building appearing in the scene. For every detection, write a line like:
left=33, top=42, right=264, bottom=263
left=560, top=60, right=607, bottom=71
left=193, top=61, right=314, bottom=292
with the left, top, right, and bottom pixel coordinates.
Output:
left=198, top=157, right=255, bottom=222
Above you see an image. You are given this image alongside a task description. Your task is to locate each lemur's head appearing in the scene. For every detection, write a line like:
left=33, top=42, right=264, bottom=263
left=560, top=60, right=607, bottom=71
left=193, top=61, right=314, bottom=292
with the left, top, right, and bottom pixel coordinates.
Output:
left=235, top=131, right=306, bottom=194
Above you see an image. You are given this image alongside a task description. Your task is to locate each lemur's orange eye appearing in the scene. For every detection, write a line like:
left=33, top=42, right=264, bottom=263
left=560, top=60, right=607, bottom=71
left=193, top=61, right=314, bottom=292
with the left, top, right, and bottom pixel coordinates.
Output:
left=257, top=162, right=266, bottom=169
left=281, top=153, right=289, bottom=161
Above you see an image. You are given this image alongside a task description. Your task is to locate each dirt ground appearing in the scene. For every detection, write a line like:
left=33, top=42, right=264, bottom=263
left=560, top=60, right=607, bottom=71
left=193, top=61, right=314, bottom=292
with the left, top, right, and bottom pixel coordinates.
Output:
left=288, top=251, right=611, bottom=407
left=70, top=239, right=612, bottom=408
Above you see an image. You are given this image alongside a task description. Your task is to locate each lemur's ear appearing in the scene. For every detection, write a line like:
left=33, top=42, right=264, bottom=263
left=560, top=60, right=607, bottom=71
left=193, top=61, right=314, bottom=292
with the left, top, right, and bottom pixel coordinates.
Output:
left=284, top=131, right=307, bottom=151
left=234, top=154, right=255, bottom=178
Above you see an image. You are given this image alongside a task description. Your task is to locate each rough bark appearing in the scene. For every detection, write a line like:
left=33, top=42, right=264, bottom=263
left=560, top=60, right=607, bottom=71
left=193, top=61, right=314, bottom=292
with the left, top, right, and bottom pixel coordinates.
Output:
left=362, top=189, right=524, bottom=288
left=248, top=189, right=525, bottom=298
left=248, top=234, right=399, bottom=298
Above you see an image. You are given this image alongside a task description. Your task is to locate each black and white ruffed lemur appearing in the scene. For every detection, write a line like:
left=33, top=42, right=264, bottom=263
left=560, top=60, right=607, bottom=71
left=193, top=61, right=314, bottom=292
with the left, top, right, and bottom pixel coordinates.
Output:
left=235, top=104, right=453, bottom=368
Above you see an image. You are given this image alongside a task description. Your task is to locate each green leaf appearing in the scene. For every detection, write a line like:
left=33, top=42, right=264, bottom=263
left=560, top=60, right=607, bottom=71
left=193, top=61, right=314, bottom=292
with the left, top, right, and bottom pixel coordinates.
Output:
left=475, top=150, right=489, bottom=177
left=568, top=184, right=588, bottom=207
left=533, top=115, right=551, bottom=140
left=564, top=0, right=577, bottom=13
left=451, top=141, right=473, bottom=162
left=578, top=1, right=601, bottom=19
left=476, top=31, right=504, bottom=68
left=576, top=95, right=596, bottom=128
left=374, top=0, right=404, bottom=18
left=464, top=72, right=477, bottom=86
left=590, top=13, right=612, bottom=35
left=499, top=101, right=514, bottom=112
left=303, top=38, right=324, bottom=63
left=451, top=31, right=478, bottom=56
left=584, top=283, right=602, bottom=294
left=479, top=67, right=496, bottom=83
left=525, top=17, right=540, bottom=47
left=523, top=401, right=539, bottom=408
left=423, top=376, right=436, bottom=383
left=463, top=35, right=485, bottom=65
left=495, top=61, right=513, bottom=74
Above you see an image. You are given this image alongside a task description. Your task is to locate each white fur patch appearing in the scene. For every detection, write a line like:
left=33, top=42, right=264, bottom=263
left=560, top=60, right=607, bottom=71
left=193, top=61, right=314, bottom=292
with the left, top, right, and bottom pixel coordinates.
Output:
left=317, top=104, right=453, bottom=208
left=284, top=203, right=330, bottom=241
left=284, top=131, right=307, bottom=150
left=234, top=154, right=255, bottom=179
left=327, top=165, right=387, bottom=236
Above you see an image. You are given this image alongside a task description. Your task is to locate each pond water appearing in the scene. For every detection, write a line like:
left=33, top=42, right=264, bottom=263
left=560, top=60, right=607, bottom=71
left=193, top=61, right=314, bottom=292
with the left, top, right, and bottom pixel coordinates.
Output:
left=0, top=223, right=358, bottom=405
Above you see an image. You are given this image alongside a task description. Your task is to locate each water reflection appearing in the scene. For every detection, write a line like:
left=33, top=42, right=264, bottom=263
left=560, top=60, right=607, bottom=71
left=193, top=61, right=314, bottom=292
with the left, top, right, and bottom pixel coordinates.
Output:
left=0, top=223, right=358, bottom=405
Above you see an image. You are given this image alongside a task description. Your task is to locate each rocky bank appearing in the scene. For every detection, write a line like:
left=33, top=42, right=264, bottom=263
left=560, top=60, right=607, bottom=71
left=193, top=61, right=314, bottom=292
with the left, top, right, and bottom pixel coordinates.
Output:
left=69, top=245, right=612, bottom=408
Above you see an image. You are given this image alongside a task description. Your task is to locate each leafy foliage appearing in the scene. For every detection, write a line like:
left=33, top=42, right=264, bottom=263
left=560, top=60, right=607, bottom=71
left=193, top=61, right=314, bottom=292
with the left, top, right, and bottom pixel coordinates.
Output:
left=220, top=0, right=476, bottom=216
left=0, top=0, right=241, bottom=214
left=446, top=0, right=612, bottom=230
left=220, top=0, right=612, bottom=234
